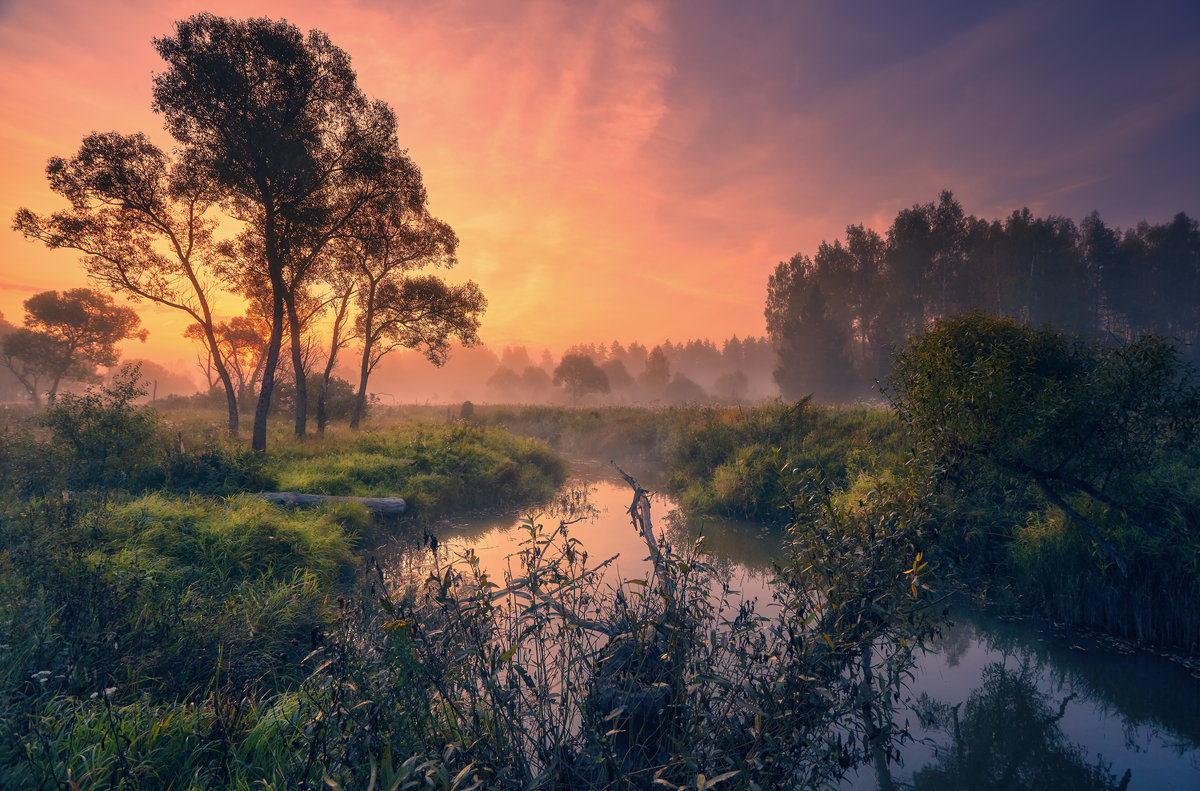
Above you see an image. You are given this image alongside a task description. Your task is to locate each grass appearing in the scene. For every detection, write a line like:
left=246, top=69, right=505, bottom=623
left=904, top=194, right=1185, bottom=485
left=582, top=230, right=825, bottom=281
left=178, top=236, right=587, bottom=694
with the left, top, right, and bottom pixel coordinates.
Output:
left=263, top=422, right=566, bottom=517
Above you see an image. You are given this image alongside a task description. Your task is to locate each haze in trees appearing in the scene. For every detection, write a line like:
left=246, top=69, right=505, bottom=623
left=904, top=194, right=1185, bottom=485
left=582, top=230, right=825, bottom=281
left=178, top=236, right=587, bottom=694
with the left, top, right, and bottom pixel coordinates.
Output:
left=153, top=14, right=429, bottom=451
left=0, top=288, right=145, bottom=406
left=553, top=353, right=610, bottom=405
left=766, top=192, right=1200, bottom=401
left=13, top=132, right=240, bottom=433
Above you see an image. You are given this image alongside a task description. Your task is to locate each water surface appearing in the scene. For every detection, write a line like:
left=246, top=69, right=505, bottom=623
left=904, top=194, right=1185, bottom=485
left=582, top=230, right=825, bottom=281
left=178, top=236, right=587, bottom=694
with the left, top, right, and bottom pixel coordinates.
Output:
left=419, top=467, right=1200, bottom=789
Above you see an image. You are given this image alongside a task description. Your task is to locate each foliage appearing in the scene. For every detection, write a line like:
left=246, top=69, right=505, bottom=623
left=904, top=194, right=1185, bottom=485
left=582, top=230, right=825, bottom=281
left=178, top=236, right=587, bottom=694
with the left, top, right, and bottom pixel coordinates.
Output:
left=779, top=456, right=943, bottom=788
left=0, top=367, right=270, bottom=499
left=0, top=288, right=145, bottom=405
left=888, top=312, right=1200, bottom=650
left=153, top=13, right=432, bottom=448
left=887, top=312, right=1200, bottom=569
left=765, top=191, right=1200, bottom=399
left=664, top=401, right=905, bottom=524
left=13, top=130, right=241, bottom=433
left=553, top=353, right=611, bottom=405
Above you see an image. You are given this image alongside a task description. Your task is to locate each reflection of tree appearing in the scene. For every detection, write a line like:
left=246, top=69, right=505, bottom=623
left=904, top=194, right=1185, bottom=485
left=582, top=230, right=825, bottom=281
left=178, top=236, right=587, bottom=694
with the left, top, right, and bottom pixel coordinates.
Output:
left=912, top=662, right=1131, bottom=791
left=924, top=618, right=972, bottom=669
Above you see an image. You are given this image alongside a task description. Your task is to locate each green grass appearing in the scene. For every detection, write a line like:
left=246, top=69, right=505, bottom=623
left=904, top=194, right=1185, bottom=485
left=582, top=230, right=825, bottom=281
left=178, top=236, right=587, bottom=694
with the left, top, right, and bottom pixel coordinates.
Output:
left=264, top=422, right=566, bottom=516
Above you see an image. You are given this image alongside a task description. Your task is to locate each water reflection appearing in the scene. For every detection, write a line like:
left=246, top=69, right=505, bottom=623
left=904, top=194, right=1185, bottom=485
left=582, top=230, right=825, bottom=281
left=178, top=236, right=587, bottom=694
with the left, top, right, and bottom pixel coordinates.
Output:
left=911, top=662, right=1131, bottom=790
left=403, top=470, right=1200, bottom=790
left=844, top=612, right=1200, bottom=790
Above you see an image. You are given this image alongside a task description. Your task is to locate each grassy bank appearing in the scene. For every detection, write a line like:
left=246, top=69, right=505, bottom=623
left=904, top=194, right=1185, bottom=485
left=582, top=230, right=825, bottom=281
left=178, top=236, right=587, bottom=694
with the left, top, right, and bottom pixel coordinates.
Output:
left=264, top=423, right=565, bottom=518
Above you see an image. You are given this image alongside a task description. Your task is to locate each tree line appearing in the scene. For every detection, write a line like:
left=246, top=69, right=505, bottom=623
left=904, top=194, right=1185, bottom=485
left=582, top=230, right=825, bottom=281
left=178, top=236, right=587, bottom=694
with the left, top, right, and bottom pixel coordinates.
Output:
left=486, top=336, right=777, bottom=405
left=767, top=191, right=1200, bottom=401
left=11, top=14, right=485, bottom=452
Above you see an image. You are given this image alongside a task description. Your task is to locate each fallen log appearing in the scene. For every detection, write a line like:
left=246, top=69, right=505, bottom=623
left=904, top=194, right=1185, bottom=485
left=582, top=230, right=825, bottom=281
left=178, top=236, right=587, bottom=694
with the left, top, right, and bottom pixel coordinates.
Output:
left=257, top=492, right=407, bottom=515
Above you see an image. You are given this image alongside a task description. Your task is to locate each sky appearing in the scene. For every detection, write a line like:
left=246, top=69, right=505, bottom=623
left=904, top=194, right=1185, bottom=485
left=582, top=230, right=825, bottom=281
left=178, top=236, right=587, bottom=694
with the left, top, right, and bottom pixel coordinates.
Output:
left=1, top=0, right=1198, bottom=374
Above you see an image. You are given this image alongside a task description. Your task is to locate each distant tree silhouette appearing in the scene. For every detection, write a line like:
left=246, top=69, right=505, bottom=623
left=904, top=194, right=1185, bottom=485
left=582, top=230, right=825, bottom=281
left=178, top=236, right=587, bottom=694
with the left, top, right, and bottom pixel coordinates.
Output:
left=0, top=289, right=145, bottom=406
left=767, top=191, right=1200, bottom=399
left=767, top=257, right=856, bottom=401
left=553, top=353, right=610, bottom=405
left=639, top=346, right=671, bottom=394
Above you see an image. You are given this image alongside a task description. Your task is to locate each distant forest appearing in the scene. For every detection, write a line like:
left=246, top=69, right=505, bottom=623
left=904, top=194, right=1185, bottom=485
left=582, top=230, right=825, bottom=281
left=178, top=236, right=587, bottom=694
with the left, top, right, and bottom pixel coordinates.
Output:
left=767, top=191, right=1200, bottom=401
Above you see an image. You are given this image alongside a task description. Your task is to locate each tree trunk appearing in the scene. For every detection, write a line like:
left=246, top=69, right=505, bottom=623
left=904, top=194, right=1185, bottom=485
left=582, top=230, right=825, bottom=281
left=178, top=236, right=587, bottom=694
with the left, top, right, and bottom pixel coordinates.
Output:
left=199, top=322, right=239, bottom=435
left=252, top=289, right=286, bottom=454
left=351, top=300, right=376, bottom=430
left=285, top=295, right=308, bottom=438
left=351, top=342, right=371, bottom=430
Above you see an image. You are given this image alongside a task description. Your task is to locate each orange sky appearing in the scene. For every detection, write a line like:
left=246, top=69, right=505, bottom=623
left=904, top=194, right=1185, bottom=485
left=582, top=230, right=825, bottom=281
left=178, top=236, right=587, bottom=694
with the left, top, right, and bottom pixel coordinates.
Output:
left=2, top=0, right=1198, bottom=376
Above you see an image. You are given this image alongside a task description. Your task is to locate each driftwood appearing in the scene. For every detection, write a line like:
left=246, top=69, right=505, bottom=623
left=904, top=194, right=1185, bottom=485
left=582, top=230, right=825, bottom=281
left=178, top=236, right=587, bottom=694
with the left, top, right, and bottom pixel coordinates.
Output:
left=257, top=492, right=407, bottom=515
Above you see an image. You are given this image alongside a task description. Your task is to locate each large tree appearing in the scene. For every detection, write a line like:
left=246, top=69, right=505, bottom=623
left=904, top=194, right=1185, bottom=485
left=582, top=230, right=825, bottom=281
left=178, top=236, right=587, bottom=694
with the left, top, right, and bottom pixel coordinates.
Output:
left=152, top=14, right=424, bottom=451
left=13, top=132, right=242, bottom=433
left=0, top=288, right=145, bottom=406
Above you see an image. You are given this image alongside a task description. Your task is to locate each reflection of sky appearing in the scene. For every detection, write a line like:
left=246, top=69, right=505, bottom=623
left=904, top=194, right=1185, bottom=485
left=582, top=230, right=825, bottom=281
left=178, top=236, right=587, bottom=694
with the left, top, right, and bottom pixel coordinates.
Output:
left=433, top=474, right=1200, bottom=788
left=434, top=475, right=782, bottom=608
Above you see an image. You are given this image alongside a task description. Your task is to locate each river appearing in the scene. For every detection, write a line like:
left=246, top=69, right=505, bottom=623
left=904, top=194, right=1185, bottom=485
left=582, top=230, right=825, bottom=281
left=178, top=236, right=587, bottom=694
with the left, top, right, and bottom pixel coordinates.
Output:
left=420, top=464, right=1200, bottom=790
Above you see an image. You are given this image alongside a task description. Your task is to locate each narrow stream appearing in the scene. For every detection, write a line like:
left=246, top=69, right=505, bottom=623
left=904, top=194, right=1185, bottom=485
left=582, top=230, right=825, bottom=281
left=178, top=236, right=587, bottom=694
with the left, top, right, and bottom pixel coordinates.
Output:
left=417, top=466, right=1200, bottom=789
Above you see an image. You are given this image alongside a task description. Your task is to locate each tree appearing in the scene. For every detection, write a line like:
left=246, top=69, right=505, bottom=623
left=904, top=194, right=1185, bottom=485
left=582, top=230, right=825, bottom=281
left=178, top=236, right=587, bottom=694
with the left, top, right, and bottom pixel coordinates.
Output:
left=485, top=365, right=523, bottom=400
left=639, top=346, right=670, bottom=394
left=0, top=289, right=145, bottom=406
left=335, top=190, right=467, bottom=429
left=887, top=311, right=1200, bottom=575
left=153, top=14, right=424, bottom=451
left=521, top=365, right=553, bottom=401
left=599, top=358, right=635, bottom=393
left=315, top=269, right=356, bottom=433
left=553, top=353, right=610, bottom=405
left=353, top=275, right=485, bottom=426
left=713, top=370, right=748, bottom=402
left=766, top=256, right=857, bottom=402
left=13, top=131, right=241, bottom=433
left=664, top=373, right=705, bottom=402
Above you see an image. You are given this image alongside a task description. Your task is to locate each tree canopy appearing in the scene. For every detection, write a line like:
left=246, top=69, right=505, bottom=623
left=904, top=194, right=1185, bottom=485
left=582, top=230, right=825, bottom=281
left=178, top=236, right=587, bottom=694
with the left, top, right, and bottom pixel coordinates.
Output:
left=767, top=192, right=1200, bottom=401
left=553, top=353, right=610, bottom=405
left=152, top=13, right=427, bottom=451
left=0, top=288, right=145, bottom=405
left=13, top=131, right=241, bottom=432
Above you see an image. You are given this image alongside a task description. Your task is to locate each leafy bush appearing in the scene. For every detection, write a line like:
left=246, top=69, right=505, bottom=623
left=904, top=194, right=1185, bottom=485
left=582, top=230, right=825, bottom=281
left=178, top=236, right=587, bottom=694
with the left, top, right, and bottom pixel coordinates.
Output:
left=888, top=311, right=1200, bottom=650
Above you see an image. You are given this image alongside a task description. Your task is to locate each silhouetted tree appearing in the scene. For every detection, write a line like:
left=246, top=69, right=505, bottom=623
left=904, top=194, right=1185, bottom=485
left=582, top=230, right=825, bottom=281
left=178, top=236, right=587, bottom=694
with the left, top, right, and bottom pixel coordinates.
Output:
left=767, top=256, right=857, bottom=401
left=13, top=132, right=240, bottom=432
left=0, top=289, right=145, bottom=406
left=153, top=14, right=423, bottom=451
left=766, top=192, right=1199, bottom=395
left=521, top=365, right=554, bottom=400
left=335, top=189, right=467, bottom=429
left=640, top=346, right=671, bottom=394
left=352, top=275, right=484, bottom=426
left=664, top=373, right=706, bottom=402
left=553, top=353, right=610, bottom=405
